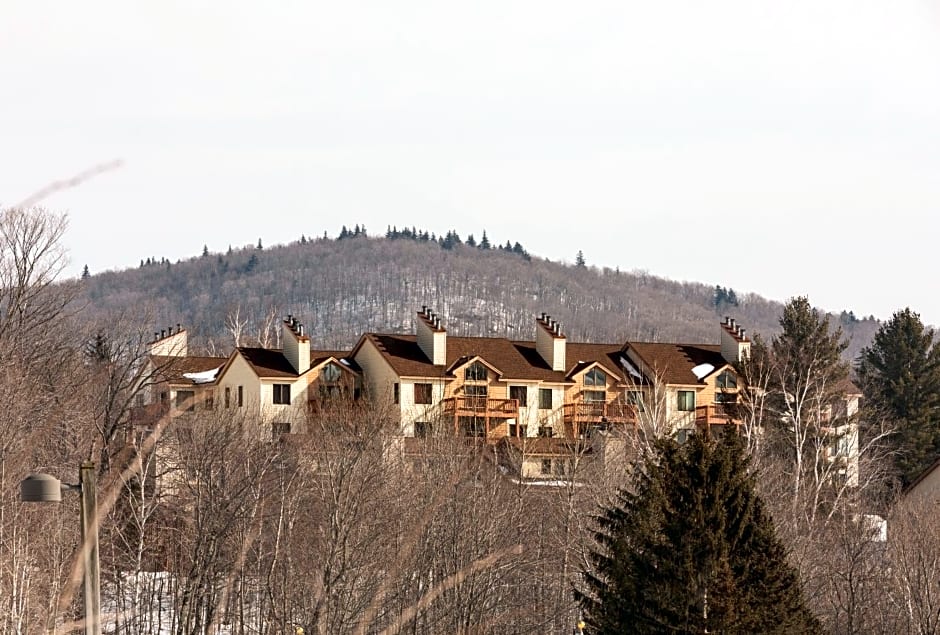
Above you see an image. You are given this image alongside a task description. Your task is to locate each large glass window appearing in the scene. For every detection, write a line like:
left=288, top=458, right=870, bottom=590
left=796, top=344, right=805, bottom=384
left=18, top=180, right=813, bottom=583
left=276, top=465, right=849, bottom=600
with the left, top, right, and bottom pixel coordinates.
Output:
left=464, top=384, right=488, bottom=408
left=677, top=390, right=695, bottom=412
left=583, top=390, right=606, bottom=403
left=584, top=368, right=606, bottom=387
left=322, top=362, right=342, bottom=383
left=716, top=370, right=737, bottom=389
left=465, top=361, right=487, bottom=381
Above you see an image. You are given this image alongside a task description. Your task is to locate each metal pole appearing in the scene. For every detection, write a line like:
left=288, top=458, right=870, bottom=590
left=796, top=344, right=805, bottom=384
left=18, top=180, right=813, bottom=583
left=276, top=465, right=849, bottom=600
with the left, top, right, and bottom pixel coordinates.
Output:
left=79, top=461, right=101, bottom=635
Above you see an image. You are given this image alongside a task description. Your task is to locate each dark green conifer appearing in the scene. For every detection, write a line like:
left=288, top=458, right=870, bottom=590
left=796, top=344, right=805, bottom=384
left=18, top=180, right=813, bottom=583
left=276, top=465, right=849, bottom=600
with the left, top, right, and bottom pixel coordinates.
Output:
left=578, top=430, right=819, bottom=634
left=857, top=307, right=940, bottom=483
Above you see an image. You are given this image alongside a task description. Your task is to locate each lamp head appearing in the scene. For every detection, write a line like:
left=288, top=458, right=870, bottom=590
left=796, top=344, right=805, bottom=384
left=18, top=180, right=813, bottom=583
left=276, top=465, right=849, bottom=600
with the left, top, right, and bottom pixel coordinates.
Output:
left=20, top=473, right=63, bottom=503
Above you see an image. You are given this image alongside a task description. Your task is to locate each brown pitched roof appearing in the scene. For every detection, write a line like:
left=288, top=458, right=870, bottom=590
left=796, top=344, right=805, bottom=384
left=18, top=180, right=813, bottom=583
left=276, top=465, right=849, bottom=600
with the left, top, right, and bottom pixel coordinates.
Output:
left=150, top=355, right=227, bottom=383
left=237, top=348, right=358, bottom=378
left=359, top=334, right=632, bottom=384
left=624, top=342, right=728, bottom=385
left=565, top=342, right=636, bottom=383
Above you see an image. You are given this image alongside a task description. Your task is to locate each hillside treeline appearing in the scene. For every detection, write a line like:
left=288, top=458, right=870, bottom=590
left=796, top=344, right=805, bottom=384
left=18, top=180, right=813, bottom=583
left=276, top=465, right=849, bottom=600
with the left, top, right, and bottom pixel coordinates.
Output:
left=81, top=233, right=879, bottom=359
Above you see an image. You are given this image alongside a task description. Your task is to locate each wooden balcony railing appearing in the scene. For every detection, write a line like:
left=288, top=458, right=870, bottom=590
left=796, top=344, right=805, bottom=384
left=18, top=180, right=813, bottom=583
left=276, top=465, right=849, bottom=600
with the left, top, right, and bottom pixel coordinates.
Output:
left=441, top=397, right=519, bottom=419
left=694, top=404, right=739, bottom=427
left=562, top=402, right=638, bottom=425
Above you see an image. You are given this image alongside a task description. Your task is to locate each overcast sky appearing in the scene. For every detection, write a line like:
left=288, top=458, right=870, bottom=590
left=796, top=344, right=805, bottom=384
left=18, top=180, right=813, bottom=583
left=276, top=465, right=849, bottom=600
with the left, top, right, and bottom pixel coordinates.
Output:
left=2, top=1, right=940, bottom=324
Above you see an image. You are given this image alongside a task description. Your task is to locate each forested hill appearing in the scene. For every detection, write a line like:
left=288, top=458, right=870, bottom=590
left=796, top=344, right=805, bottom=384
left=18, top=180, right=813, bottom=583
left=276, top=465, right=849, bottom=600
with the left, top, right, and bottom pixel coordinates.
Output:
left=80, top=233, right=880, bottom=359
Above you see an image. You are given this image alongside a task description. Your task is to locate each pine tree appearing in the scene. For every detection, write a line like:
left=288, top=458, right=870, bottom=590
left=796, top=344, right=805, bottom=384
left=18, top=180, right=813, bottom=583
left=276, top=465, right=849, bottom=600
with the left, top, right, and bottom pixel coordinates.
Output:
left=578, top=431, right=819, bottom=634
left=202, top=244, right=209, bottom=257
left=479, top=231, right=491, bottom=250
left=771, top=296, right=848, bottom=409
left=256, top=238, right=263, bottom=250
left=856, top=307, right=940, bottom=483
left=576, top=250, right=586, bottom=267
left=466, top=234, right=476, bottom=247
left=81, top=264, right=90, bottom=280
left=83, top=331, right=111, bottom=362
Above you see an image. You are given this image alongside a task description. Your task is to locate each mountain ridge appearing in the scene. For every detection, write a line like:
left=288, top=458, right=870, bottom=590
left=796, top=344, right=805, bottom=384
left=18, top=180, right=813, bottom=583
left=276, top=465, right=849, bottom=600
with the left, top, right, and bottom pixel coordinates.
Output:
left=79, top=233, right=880, bottom=361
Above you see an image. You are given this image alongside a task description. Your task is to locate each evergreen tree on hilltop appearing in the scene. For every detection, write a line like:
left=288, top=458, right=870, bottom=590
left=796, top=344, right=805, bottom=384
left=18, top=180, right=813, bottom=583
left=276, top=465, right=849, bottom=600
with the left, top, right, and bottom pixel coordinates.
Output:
left=856, top=307, right=940, bottom=484
left=479, top=230, right=491, bottom=250
left=576, top=250, right=586, bottom=267
left=81, top=264, right=90, bottom=280
left=578, top=430, right=819, bottom=634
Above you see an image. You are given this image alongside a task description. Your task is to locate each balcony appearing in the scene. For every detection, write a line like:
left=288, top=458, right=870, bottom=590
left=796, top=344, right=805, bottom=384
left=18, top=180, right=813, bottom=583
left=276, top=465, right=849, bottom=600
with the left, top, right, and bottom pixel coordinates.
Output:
left=441, top=396, right=519, bottom=419
left=694, top=404, right=741, bottom=435
left=563, top=402, right=638, bottom=426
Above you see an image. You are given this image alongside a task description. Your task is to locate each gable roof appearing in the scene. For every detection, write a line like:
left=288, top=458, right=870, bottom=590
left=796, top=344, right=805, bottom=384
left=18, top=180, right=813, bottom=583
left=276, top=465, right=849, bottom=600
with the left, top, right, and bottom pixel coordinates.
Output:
left=624, top=342, right=729, bottom=385
left=356, top=333, right=633, bottom=384
left=150, top=355, right=227, bottom=384
left=236, top=347, right=358, bottom=379
left=565, top=343, right=637, bottom=384
left=903, top=456, right=940, bottom=497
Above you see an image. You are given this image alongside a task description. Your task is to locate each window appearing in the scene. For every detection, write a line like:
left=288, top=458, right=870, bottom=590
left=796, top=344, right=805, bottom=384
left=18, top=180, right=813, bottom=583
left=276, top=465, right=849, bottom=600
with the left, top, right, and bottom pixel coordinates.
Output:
left=464, top=384, right=488, bottom=408
left=715, top=392, right=737, bottom=404
left=538, top=425, right=554, bottom=438
left=539, top=388, right=553, bottom=410
left=176, top=390, right=195, bottom=412
left=414, top=383, right=433, bottom=405
left=393, top=383, right=400, bottom=404
left=676, top=428, right=691, bottom=444
left=205, top=391, right=214, bottom=410
left=465, top=361, right=487, bottom=381
left=272, top=421, right=291, bottom=436
left=716, top=370, right=737, bottom=389
left=626, top=390, right=645, bottom=412
left=584, top=367, right=606, bottom=387
left=460, top=417, right=485, bottom=437
left=319, top=384, right=343, bottom=399
left=224, top=386, right=231, bottom=408
left=273, top=384, right=291, bottom=405
left=583, top=390, right=606, bottom=403
left=237, top=385, right=244, bottom=407
left=509, top=385, right=528, bottom=407
left=541, top=459, right=552, bottom=475
left=322, top=362, right=342, bottom=383
left=415, top=421, right=432, bottom=438
left=677, top=390, right=695, bottom=412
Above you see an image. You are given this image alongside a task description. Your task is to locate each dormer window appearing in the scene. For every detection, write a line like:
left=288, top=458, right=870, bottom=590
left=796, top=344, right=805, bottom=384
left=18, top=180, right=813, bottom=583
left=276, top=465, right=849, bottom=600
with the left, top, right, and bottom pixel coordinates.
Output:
left=584, top=368, right=606, bottom=387
left=465, top=361, right=487, bottom=382
left=716, top=370, right=737, bottom=389
left=322, top=362, right=342, bottom=383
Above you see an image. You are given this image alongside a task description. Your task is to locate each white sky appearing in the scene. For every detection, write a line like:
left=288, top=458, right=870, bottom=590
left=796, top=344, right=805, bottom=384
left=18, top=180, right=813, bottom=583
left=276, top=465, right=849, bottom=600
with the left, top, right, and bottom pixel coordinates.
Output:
left=2, top=1, right=940, bottom=324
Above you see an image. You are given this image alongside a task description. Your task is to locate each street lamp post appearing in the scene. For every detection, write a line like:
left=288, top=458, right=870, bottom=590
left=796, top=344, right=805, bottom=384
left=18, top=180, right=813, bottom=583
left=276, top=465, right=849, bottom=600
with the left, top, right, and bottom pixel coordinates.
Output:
left=20, top=461, right=101, bottom=635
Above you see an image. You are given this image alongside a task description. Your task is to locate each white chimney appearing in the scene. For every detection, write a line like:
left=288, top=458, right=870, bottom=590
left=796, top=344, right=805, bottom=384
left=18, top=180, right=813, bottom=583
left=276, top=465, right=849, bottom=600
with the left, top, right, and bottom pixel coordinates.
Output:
left=147, top=325, right=188, bottom=357
left=536, top=314, right=567, bottom=372
left=416, top=307, right=447, bottom=365
left=282, top=315, right=311, bottom=373
left=720, top=317, right=750, bottom=363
